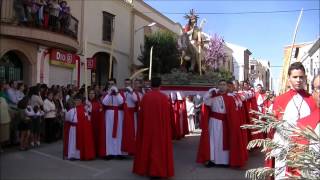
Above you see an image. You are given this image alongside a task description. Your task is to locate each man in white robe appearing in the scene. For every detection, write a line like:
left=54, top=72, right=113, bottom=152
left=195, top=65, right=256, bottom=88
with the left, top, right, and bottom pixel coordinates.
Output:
left=200, top=80, right=230, bottom=167
left=102, top=82, right=125, bottom=159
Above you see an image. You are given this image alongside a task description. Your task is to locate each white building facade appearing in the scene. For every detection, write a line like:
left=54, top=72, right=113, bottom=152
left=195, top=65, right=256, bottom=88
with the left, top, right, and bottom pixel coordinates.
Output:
left=249, top=58, right=271, bottom=90
left=226, top=42, right=252, bottom=82
left=0, top=0, right=81, bottom=86
left=78, top=0, right=182, bottom=88
left=0, top=0, right=182, bottom=87
left=301, top=38, right=320, bottom=92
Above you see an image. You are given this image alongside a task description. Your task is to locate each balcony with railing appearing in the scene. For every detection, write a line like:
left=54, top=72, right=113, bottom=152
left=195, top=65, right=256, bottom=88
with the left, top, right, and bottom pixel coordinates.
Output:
left=1, top=0, right=79, bottom=52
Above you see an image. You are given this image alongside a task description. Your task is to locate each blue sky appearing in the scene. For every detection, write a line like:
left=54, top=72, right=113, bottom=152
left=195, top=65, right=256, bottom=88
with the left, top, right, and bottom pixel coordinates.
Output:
left=144, top=0, right=320, bottom=90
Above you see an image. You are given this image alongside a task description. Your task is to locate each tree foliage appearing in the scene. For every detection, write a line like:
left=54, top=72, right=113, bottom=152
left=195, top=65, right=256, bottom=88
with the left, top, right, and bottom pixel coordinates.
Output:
left=138, top=30, right=180, bottom=76
left=203, top=34, right=226, bottom=71
left=161, top=68, right=233, bottom=85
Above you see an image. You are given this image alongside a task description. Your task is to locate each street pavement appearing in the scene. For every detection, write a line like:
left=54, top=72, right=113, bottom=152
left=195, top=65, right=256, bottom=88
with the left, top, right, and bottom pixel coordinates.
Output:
left=0, top=131, right=264, bottom=180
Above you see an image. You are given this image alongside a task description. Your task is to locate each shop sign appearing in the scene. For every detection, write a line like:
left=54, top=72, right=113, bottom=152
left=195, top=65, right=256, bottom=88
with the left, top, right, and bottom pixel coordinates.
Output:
left=50, top=49, right=78, bottom=68
left=87, top=57, right=96, bottom=70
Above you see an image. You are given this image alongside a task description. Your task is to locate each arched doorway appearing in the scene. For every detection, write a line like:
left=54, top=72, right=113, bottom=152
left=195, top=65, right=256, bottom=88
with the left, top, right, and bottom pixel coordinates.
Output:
left=0, top=51, right=23, bottom=83
left=92, top=52, right=115, bottom=87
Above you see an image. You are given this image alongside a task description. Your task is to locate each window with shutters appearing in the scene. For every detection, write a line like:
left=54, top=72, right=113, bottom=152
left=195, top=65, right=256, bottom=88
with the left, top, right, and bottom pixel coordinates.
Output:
left=102, top=12, right=115, bottom=42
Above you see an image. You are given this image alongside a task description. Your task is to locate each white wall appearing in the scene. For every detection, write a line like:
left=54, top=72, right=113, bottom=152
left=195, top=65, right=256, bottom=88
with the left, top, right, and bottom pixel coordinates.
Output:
left=302, top=47, right=320, bottom=92
left=227, top=43, right=246, bottom=81
left=81, top=1, right=132, bottom=87
left=84, top=1, right=131, bottom=55
left=133, top=16, right=150, bottom=65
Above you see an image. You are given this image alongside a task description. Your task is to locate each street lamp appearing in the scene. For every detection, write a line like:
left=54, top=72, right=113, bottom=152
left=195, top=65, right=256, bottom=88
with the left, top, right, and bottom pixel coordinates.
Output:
left=134, top=22, right=156, bottom=33
left=130, top=22, right=156, bottom=78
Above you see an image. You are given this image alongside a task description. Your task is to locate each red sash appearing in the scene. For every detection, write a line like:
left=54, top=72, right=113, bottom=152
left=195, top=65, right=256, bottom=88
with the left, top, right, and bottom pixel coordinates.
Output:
left=134, top=91, right=141, bottom=112
left=105, top=105, right=124, bottom=138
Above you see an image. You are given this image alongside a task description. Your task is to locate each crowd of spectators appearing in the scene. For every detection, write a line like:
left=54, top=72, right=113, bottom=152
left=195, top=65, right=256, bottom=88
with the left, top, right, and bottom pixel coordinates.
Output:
left=0, top=80, right=108, bottom=152
left=13, top=0, right=77, bottom=38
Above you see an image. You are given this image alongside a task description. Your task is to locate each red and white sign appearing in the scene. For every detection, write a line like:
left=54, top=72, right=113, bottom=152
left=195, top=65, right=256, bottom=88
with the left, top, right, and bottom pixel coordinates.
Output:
left=50, top=49, right=78, bottom=68
left=87, top=57, right=96, bottom=70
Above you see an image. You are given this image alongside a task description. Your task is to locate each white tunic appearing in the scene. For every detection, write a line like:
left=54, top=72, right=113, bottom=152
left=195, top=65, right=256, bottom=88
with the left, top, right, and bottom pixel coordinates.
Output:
left=204, top=92, right=229, bottom=165
left=186, top=100, right=195, bottom=132
left=65, top=108, right=80, bottom=159
left=256, top=94, right=264, bottom=112
left=125, top=91, right=138, bottom=135
left=102, top=94, right=125, bottom=156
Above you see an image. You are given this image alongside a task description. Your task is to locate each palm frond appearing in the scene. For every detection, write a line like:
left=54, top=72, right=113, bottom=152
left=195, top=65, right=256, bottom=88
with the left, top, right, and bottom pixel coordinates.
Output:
left=242, top=111, right=320, bottom=180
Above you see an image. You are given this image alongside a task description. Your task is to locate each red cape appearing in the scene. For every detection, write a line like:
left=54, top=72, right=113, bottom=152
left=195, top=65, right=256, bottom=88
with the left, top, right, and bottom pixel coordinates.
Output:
left=224, top=95, right=248, bottom=167
left=242, top=92, right=263, bottom=141
left=172, top=100, right=189, bottom=139
left=90, top=100, right=104, bottom=156
left=98, top=108, right=107, bottom=158
left=296, top=108, right=320, bottom=144
left=133, top=90, right=174, bottom=178
left=168, top=98, right=177, bottom=139
left=63, top=105, right=95, bottom=160
left=196, top=94, right=247, bottom=167
left=196, top=103, right=211, bottom=163
left=121, top=105, right=136, bottom=155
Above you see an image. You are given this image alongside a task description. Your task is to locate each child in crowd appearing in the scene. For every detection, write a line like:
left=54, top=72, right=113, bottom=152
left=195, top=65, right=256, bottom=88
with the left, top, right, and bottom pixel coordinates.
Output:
left=30, top=105, right=44, bottom=147
left=17, top=96, right=31, bottom=151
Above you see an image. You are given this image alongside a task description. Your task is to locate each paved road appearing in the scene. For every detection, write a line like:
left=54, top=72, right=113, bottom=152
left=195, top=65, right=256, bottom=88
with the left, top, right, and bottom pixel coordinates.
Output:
left=0, top=132, right=263, bottom=180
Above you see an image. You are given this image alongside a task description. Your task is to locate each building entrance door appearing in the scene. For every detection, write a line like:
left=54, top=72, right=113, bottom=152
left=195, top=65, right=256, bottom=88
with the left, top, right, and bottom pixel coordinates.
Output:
left=92, top=52, right=113, bottom=87
left=0, top=51, right=23, bottom=83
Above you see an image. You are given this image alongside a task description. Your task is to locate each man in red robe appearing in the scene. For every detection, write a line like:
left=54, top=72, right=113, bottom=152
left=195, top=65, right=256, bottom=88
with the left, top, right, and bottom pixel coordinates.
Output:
left=255, top=84, right=266, bottom=113
left=241, top=81, right=263, bottom=140
left=132, top=79, right=144, bottom=131
left=122, top=79, right=138, bottom=155
left=63, top=94, right=95, bottom=160
left=171, top=91, right=189, bottom=140
left=133, top=77, right=174, bottom=178
left=226, top=81, right=248, bottom=166
left=268, top=62, right=317, bottom=179
left=297, top=74, right=320, bottom=147
left=197, top=80, right=243, bottom=167
left=262, top=91, right=275, bottom=114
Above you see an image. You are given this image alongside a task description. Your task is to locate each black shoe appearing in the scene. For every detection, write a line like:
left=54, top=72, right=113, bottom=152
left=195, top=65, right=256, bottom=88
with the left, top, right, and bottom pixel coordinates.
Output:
left=149, top=176, right=161, bottom=180
left=216, top=164, right=230, bottom=168
left=115, top=155, right=126, bottom=160
left=104, top=155, right=114, bottom=160
left=205, top=161, right=216, bottom=168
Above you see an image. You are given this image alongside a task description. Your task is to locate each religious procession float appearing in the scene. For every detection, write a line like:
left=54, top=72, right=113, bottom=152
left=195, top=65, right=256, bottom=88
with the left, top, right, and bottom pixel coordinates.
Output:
left=131, top=9, right=233, bottom=97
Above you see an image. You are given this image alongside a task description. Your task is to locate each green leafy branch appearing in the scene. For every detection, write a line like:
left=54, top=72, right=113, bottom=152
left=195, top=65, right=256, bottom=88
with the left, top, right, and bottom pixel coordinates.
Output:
left=241, top=111, right=320, bottom=180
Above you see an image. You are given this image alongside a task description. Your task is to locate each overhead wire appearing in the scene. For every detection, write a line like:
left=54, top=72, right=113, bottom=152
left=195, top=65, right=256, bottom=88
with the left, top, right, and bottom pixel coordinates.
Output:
left=141, top=8, right=320, bottom=15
